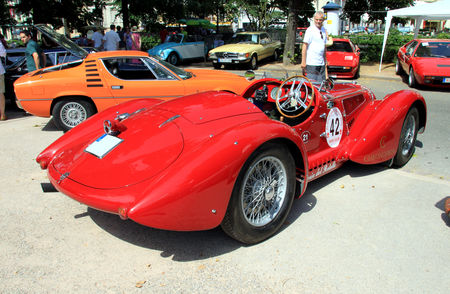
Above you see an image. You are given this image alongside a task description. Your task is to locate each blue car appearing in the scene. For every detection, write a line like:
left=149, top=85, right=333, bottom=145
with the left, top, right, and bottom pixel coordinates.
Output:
left=148, top=34, right=205, bottom=65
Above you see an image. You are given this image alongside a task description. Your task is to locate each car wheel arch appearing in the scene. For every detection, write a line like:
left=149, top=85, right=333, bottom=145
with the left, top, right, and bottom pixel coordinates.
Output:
left=241, top=138, right=307, bottom=197
left=220, top=139, right=305, bottom=243
left=50, top=95, right=98, bottom=115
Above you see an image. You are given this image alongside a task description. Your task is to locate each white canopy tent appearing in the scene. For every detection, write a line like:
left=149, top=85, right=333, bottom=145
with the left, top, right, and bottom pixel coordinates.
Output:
left=379, top=0, right=450, bottom=71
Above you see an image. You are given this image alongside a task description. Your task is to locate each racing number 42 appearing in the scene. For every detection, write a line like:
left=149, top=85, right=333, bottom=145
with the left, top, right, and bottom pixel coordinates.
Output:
left=329, top=118, right=340, bottom=136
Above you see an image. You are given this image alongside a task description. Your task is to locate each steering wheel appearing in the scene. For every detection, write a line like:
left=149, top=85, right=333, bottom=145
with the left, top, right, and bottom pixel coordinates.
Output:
left=275, top=75, right=314, bottom=118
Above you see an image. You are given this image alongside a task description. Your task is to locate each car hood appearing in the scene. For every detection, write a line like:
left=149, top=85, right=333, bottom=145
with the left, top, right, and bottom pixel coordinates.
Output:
left=210, top=43, right=262, bottom=54
left=327, top=52, right=358, bottom=66
left=413, top=57, right=450, bottom=75
left=34, top=24, right=88, bottom=59
left=51, top=92, right=262, bottom=189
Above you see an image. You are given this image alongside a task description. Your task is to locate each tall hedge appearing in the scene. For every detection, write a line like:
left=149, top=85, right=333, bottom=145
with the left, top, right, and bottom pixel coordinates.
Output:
left=348, top=30, right=450, bottom=63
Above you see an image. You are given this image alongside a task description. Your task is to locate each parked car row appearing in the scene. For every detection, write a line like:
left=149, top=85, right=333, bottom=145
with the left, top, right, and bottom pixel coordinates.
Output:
left=13, top=25, right=252, bottom=131
left=10, top=25, right=448, bottom=133
left=148, top=31, right=283, bottom=70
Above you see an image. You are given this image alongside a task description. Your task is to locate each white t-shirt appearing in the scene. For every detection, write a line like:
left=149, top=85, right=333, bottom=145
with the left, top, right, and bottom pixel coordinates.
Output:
left=303, top=25, right=327, bottom=66
left=91, top=31, right=103, bottom=48
left=103, top=30, right=120, bottom=51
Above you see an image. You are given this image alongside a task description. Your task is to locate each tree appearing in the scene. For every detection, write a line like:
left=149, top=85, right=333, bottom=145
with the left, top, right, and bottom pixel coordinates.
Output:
left=275, top=0, right=314, bottom=65
left=0, top=0, right=15, bottom=27
left=15, top=0, right=105, bottom=31
left=343, top=0, right=414, bottom=24
left=342, top=0, right=368, bottom=24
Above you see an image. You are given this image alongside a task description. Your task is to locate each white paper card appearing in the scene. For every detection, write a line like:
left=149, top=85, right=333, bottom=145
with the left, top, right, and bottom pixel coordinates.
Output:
left=85, top=134, right=123, bottom=158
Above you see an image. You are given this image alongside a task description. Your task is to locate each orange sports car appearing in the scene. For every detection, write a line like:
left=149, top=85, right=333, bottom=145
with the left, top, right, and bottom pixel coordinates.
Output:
left=14, top=25, right=251, bottom=131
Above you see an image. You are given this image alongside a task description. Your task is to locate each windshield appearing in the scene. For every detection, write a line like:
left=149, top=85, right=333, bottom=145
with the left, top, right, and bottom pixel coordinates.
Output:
left=34, top=24, right=89, bottom=59
left=150, top=56, right=193, bottom=80
left=230, top=34, right=259, bottom=44
left=327, top=41, right=354, bottom=53
left=166, top=34, right=183, bottom=43
left=415, top=42, right=450, bottom=58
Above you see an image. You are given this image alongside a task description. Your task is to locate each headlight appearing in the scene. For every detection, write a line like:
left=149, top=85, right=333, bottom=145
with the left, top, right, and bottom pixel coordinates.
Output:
left=238, top=53, right=249, bottom=58
left=209, top=52, right=216, bottom=58
left=159, top=52, right=165, bottom=58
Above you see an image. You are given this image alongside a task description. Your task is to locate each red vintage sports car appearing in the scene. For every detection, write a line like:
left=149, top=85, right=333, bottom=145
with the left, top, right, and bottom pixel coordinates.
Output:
left=37, top=76, right=427, bottom=244
left=326, top=38, right=361, bottom=79
left=396, top=39, right=450, bottom=88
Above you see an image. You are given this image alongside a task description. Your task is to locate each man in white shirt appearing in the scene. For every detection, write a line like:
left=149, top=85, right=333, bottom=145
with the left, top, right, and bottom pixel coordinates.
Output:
left=103, top=25, right=120, bottom=51
left=90, top=28, right=104, bottom=50
left=0, top=40, right=6, bottom=120
left=301, top=11, right=328, bottom=83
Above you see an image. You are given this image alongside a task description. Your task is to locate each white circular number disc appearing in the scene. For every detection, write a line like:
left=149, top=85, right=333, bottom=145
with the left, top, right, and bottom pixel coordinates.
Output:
left=325, top=107, right=343, bottom=148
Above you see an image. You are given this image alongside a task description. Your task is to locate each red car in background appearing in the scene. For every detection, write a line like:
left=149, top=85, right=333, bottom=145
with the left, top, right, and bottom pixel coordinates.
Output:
left=396, top=39, right=450, bottom=88
left=326, top=38, right=360, bottom=79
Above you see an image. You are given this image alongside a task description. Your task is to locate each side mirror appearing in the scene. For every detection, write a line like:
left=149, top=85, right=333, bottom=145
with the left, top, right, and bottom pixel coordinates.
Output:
left=244, top=70, right=255, bottom=80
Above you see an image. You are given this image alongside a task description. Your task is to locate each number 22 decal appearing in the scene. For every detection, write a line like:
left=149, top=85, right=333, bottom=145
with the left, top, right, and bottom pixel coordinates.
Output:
left=325, top=107, right=343, bottom=148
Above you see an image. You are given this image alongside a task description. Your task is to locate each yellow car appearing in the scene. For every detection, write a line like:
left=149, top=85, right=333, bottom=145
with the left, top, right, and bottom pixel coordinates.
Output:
left=208, top=32, right=281, bottom=70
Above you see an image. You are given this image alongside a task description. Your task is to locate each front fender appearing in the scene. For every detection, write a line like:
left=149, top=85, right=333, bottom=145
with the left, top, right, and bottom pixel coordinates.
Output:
left=348, top=90, right=426, bottom=164
left=161, top=48, right=178, bottom=60
left=128, top=119, right=308, bottom=231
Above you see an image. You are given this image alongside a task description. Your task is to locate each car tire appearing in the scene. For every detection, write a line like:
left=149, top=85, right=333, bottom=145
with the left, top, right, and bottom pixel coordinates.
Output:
left=393, top=107, right=419, bottom=167
left=273, top=49, right=279, bottom=61
left=213, top=63, right=221, bottom=69
left=249, top=54, right=258, bottom=70
left=408, top=67, right=417, bottom=88
left=354, top=65, right=360, bottom=79
left=52, top=99, right=96, bottom=132
left=167, top=53, right=179, bottom=66
left=395, top=59, right=404, bottom=75
left=221, top=143, right=296, bottom=244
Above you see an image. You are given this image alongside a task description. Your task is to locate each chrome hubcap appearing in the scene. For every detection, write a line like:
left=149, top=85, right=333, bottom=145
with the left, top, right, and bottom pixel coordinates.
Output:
left=60, top=102, right=87, bottom=128
left=241, top=156, right=287, bottom=227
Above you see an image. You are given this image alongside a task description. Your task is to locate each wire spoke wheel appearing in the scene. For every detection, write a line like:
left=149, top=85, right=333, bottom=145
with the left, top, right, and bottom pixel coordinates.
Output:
left=221, top=144, right=296, bottom=244
left=241, top=156, right=287, bottom=227
left=393, top=107, right=419, bottom=167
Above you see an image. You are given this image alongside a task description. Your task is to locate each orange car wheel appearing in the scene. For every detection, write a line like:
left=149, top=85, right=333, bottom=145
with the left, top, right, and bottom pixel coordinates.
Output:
left=52, top=99, right=96, bottom=132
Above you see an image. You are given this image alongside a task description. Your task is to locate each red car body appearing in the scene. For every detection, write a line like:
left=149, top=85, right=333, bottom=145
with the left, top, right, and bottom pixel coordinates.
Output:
left=37, top=76, right=426, bottom=244
left=326, top=38, right=360, bottom=79
left=396, top=39, right=450, bottom=88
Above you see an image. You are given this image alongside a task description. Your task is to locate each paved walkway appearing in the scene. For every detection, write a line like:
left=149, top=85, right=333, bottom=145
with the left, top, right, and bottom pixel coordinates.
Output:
left=185, top=60, right=400, bottom=81
left=258, top=61, right=399, bottom=80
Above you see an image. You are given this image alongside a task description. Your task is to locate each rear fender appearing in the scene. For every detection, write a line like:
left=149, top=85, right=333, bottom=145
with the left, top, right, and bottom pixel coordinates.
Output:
left=36, top=99, right=163, bottom=169
left=128, top=119, right=308, bottom=231
left=348, top=90, right=426, bottom=164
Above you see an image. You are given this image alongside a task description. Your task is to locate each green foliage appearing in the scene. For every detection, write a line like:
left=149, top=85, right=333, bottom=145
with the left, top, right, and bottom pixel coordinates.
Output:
left=348, top=30, right=413, bottom=63
left=436, top=32, right=450, bottom=39
left=15, top=0, right=105, bottom=31
left=140, top=34, right=160, bottom=52
left=0, top=0, right=15, bottom=26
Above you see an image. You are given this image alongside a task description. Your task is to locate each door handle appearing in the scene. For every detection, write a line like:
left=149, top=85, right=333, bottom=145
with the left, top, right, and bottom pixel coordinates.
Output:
left=111, top=85, right=123, bottom=90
